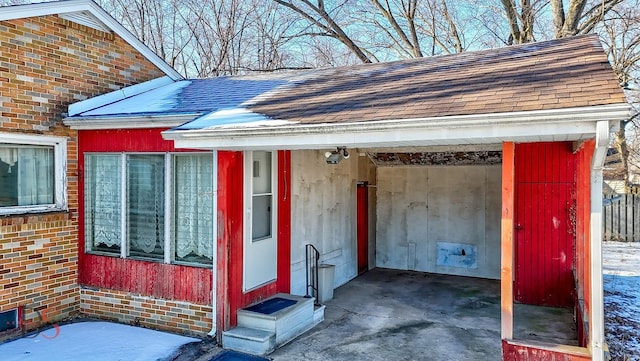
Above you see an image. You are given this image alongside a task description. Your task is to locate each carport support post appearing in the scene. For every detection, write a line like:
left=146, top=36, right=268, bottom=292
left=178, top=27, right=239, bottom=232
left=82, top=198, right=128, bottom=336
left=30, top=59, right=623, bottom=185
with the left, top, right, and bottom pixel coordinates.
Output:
left=501, top=142, right=515, bottom=340
left=590, top=122, right=609, bottom=361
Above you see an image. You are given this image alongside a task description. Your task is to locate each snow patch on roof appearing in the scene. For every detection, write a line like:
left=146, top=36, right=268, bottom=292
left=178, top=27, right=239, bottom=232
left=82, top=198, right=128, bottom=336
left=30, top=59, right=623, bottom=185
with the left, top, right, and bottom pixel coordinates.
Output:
left=176, top=108, right=297, bottom=130
left=81, top=80, right=191, bottom=116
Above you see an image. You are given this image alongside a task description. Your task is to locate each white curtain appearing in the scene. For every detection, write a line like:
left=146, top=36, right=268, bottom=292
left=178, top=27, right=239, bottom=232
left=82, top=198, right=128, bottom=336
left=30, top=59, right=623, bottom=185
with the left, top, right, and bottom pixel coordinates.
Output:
left=0, top=145, right=53, bottom=206
left=18, top=147, right=54, bottom=205
left=174, top=154, right=213, bottom=261
left=85, top=154, right=121, bottom=250
left=127, top=155, right=164, bottom=258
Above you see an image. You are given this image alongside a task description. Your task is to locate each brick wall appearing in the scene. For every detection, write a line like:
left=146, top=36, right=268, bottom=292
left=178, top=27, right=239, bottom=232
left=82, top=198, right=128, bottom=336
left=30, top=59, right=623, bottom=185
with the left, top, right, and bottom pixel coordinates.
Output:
left=0, top=13, right=165, bottom=338
left=80, top=287, right=213, bottom=336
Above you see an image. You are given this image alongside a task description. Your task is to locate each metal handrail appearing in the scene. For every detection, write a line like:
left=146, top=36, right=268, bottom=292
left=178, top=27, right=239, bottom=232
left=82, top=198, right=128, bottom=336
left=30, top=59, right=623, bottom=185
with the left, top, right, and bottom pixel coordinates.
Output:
left=304, top=244, right=320, bottom=306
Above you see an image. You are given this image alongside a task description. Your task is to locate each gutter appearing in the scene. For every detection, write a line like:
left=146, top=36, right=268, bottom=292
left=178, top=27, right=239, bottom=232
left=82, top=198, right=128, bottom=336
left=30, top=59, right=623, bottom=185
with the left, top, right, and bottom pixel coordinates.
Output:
left=589, top=120, right=610, bottom=361
left=162, top=104, right=631, bottom=140
left=63, top=113, right=200, bottom=130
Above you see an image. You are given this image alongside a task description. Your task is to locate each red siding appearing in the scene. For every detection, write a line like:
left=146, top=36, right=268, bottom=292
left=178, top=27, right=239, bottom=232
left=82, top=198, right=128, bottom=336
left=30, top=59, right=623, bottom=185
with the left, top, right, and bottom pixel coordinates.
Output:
left=503, top=340, right=591, bottom=361
left=514, top=142, right=576, bottom=307
left=78, top=128, right=198, bottom=152
left=574, top=140, right=594, bottom=347
left=277, top=151, right=292, bottom=293
left=216, top=150, right=292, bottom=333
left=357, top=183, right=369, bottom=274
left=78, top=129, right=212, bottom=304
left=215, top=151, right=243, bottom=333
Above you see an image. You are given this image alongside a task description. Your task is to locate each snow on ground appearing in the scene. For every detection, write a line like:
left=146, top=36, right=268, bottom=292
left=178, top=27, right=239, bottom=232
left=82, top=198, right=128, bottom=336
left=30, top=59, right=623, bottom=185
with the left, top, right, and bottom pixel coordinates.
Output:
left=603, top=241, right=640, bottom=360
left=0, top=321, right=199, bottom=361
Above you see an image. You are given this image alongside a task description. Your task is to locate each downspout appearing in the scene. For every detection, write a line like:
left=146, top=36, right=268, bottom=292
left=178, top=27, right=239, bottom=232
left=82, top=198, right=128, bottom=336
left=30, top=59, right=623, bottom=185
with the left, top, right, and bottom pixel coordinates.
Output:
left=209, top=150, right=218, bottom=337
left=589, top=121, right=609, bottom=361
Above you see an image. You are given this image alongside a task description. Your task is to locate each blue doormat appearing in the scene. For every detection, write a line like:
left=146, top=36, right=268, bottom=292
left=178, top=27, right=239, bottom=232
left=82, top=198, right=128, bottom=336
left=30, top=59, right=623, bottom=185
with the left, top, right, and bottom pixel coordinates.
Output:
left=209, top=350, right=270, bottom=361
left=243, top=297, right=297, bottom=315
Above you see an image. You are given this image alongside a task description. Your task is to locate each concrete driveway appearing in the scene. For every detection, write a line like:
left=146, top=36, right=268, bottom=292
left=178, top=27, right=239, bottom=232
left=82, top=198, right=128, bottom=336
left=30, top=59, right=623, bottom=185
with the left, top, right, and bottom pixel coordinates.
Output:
left=270, top=269, right=502, bottom=361
left=270, top=268, right=577, bottom=361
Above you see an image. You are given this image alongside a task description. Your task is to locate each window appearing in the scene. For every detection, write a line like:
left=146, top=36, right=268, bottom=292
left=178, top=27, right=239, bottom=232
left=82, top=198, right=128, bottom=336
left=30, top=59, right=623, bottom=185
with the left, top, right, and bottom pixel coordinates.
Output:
left=251, top=151, right=272, bottom=241
left=84, top=153, right=214, bottom=266
left=0, top=133, right=67, bottom=215
left=128, top=155, right=165, bottom=260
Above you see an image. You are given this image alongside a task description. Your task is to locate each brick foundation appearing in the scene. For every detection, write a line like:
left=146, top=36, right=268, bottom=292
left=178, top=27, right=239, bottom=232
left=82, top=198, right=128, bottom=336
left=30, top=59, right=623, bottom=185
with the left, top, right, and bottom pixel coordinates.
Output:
left=0, top=214, right=80, bottom=335
left=80, top=287, right=213, bottom=336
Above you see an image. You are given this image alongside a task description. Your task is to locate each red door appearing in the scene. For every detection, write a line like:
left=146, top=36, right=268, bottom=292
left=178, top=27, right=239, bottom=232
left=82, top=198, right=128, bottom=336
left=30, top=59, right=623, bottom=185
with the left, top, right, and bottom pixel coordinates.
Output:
left=514, top=142, right=575, bottom=307
left=357, top=182, right=369, bottom=274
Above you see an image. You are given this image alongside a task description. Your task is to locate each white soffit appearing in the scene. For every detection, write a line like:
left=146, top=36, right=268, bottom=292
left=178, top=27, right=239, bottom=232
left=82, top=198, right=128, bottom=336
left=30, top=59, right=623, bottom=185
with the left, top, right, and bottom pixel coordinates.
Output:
left=59, top=11, right=110, bottom=33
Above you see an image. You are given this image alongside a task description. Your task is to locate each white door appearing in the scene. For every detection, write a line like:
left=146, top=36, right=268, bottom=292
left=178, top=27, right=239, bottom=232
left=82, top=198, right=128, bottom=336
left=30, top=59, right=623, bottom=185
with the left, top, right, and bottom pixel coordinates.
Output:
left=243, top=151, right=278, bottom=291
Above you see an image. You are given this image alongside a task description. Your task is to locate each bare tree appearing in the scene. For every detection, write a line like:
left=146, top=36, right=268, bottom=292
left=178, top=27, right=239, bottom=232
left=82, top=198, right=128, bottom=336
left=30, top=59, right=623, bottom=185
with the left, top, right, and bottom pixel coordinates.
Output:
left=500, top=0, right=624, bottom=45
left=270, top=0, right=484, bottom=63
left=271, top=0, right=374, bottom=63
left=597, top=1, right=640, bottom=185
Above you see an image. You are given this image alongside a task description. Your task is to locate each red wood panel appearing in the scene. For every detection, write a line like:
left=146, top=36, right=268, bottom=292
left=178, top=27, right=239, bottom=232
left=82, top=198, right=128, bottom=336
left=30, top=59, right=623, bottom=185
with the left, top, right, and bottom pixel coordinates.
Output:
left=78, top=129, right=198, bottom=152
left=216, top=151, right=244, bottom=333
left=514, top=142, right=576, bottom=307
left=502, top=340, right=591, bottom=361
left=574, top=139, right=594, bottom=347
left=357, top=183, right=369, bottom=274
left=80, top=255, right=212, bottom=304
left=77, top=128, right=212, bottom=305
left=277, top=150, right=292, bottom=293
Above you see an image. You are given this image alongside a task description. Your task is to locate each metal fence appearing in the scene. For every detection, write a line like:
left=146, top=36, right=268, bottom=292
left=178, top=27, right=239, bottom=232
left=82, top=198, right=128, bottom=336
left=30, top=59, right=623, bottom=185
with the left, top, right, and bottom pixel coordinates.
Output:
left=603, top=194, right=640, bottom=242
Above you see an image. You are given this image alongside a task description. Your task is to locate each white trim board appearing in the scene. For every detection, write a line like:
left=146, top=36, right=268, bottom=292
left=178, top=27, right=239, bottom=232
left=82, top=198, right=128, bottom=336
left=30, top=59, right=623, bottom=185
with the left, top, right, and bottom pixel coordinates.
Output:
left=164, top=104, right=630, bottom=150
left=68, top=77, right=177, bottom=117
left=0, top=132, right=68, bottom=215
left=63, top=114, right=198, bottom=130
left=0, top=0, right=182, bottom=80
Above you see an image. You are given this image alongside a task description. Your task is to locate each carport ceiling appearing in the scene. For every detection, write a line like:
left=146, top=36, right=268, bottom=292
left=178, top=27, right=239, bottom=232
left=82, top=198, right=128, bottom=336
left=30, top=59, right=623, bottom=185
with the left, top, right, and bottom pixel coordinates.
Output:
left=369, top=151, right=502, bottom=166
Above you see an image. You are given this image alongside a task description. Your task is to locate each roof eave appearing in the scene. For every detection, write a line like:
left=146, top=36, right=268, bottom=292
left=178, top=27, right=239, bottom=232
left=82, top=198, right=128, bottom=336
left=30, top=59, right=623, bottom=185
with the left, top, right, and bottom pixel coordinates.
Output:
left=162, top=103, right=631, bottom=150
left=63, top=113, right=200, bottom=130
left=0, top=0, right=182, bottom=81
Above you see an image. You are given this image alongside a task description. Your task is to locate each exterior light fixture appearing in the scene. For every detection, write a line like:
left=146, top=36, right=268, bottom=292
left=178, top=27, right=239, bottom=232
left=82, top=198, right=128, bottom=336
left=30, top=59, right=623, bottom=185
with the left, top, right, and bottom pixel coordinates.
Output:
left=325, top=147, right=350, bottom=164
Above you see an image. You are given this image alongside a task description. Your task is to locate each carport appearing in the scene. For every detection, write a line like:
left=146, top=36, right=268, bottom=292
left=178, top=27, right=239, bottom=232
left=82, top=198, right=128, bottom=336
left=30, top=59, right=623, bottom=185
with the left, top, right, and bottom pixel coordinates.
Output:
left=164, top=36, right=627, bottom=360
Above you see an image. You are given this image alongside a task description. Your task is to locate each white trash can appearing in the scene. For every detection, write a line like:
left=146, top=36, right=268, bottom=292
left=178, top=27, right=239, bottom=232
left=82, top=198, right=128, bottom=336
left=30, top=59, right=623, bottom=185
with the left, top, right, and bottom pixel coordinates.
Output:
left=317, top=264, right=335, bottom=303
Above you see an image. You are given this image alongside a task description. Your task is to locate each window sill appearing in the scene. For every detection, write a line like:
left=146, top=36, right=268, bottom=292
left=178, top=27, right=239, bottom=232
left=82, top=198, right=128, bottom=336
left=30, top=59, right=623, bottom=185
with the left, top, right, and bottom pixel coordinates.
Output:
left=85, top=252, right=213, bottom=269
left=85, top=251, right=120, bottom=258
left=172, top=260, right=213, bottom=269
left=0, top=205, right=68, bottom=217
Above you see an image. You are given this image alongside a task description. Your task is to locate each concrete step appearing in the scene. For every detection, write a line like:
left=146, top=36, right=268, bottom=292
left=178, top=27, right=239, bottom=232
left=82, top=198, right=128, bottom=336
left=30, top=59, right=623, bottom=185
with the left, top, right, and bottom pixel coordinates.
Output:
left=237, top=293, right=315, bottom=346
left=221, top=326, right=275, bottom=356
left=223, top=293, right=325, bottom=355
left=314, top=304, right=326, bottom=324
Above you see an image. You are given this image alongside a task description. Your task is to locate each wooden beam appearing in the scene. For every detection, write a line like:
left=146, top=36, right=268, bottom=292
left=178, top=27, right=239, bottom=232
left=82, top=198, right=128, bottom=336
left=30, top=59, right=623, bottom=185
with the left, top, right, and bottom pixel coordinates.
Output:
left=501, top=142, right=515, bottom=340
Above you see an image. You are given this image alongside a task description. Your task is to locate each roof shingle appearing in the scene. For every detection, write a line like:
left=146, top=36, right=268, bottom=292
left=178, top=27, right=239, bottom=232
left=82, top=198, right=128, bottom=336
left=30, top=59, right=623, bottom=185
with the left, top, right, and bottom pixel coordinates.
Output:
left=73, top=34, right=627, bottom=128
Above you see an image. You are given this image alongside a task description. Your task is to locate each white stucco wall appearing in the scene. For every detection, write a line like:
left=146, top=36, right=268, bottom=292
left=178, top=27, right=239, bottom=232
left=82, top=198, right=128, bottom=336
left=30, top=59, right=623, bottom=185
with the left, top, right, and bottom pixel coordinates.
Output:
left=289, top=150, right=359, bottom=296
left=376, top=165, right=501, bottom=279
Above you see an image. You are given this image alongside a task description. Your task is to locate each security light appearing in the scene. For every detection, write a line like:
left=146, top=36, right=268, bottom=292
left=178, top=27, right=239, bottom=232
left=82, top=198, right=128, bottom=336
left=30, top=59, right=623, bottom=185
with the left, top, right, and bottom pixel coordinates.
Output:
left=325, top=147, right=349, bottom=164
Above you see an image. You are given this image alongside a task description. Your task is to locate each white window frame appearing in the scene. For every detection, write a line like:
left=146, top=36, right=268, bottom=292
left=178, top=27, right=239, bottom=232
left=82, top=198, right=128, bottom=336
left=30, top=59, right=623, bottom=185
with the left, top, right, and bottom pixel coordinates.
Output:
left=0, top=132, right=67, bottom=216
left=84, top=151, right=214, bottom=268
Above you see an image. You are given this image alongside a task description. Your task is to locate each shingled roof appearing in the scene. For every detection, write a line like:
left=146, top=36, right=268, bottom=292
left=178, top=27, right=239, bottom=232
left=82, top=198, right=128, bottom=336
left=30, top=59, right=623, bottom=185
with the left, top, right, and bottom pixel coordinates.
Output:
left=68, top=34, right=624, bottom=125
left=247, top=34, right=626, bottom=124
left=65, top=34, right=630, bottom=149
